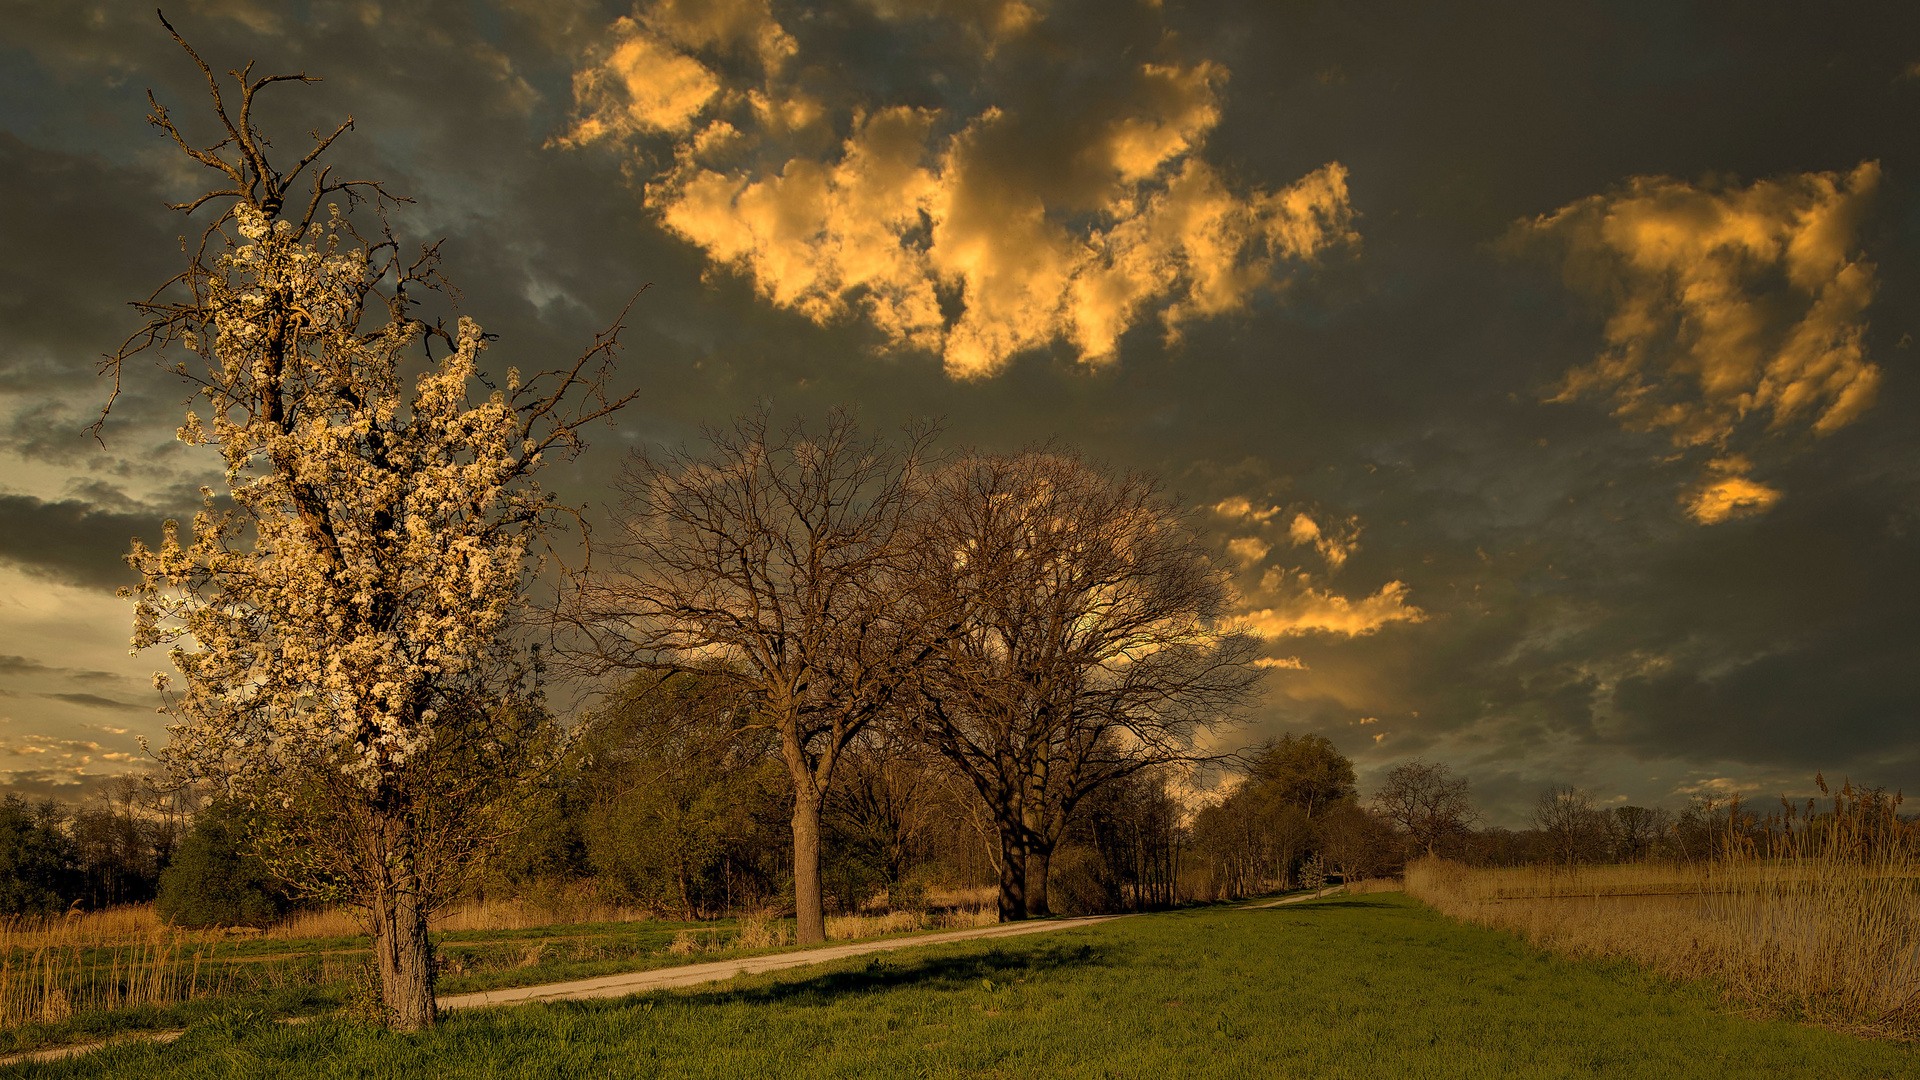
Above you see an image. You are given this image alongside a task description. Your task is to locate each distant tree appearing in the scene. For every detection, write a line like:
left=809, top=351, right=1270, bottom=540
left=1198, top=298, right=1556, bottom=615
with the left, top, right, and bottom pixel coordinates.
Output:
left=111, top=19, right=636, bottom=1029
left=1248, top=734, right=1356, bottom=820
left=1315, top=801, right=1399, bottom=884
left=155, top=801, right=285, bottom=928
left=1605, top=805, right=1671, bottom=862
left=1060, top=768, right=1189, bottom=914
left=822, top=729, right=949, bottom=911
left=1533, top=785, right=1607, bottom=866
left=0, top=795, right=76, bottom=917
left=576, top=670, right=785, bottom=920
left=1372, top=761, right=1477, bottom=856
left=564, top=410, right=939, bottom=943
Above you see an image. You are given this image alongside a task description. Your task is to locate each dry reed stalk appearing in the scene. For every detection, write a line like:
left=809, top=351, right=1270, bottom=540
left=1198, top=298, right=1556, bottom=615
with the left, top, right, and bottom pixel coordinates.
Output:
left=1406, top=850, right=1920, bottom=1035
left=1343, top=877, right=1404, bottom=896
left=927, top=885, right=997, bottom=910
left=732, top=915, right=792, bottom=950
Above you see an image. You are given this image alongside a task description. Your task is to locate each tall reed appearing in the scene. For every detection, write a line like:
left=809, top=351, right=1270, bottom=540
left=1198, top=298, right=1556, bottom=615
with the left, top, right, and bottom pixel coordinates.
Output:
left=1406, top=787, right=1920, bottom=1034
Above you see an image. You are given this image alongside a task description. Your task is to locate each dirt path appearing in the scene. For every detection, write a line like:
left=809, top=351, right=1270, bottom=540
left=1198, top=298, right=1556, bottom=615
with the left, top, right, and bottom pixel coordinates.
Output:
left=1241, top=886, right=1346, bottom=909
left=439, top=914, right=1131, bottom=1011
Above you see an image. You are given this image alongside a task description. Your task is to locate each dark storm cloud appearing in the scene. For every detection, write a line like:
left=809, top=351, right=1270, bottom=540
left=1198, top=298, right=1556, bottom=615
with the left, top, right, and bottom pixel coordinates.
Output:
left=37, top=692, right=146, bottom=713
left=0, top=494, right=160, bottom=589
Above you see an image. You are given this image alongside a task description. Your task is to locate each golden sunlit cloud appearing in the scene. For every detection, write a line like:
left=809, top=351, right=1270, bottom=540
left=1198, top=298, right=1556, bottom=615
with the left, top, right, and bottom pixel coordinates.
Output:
left=1287, top=511, right=1358, bottom=569
left=1226, top=536, right=1271, bottom=565
left=558, top=1, right=1356, bottom=377
left=1519, top=163, right=1882, bottom=522
left=1233, top=578, right=1425, bottom=638
left=1684, top=457, right=1783, bottom=524
left=1213, top=496, right=1281, bottom=523
left=1253, top=656, right=1307, bottom=670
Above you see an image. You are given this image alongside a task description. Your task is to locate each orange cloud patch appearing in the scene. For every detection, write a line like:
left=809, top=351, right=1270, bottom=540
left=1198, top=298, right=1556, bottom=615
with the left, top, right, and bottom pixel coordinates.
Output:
left=1234, top=579, right=1425, bottom=638
left=560, top=2, right=1356, bottom=377
left=1519, top=162, right=1882, bottom=523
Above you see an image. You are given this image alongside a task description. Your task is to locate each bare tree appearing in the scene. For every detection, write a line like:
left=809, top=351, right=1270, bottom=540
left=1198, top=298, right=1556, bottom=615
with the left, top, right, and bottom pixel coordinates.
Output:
left=1533, top=785, right=1606, bottom=866
left=1606, top=805, right=1672, bottom=862
left=1372, top=761, right=1477, bottom=857
left=112, top=17, right=636, bottom=1029
left=904, top=450, right=1263, bottom=919
left=563, top=409, right=938, bottom=944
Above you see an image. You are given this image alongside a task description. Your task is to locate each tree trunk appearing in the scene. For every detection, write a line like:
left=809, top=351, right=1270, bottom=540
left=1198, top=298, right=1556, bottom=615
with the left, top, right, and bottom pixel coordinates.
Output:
left=371, top=883, right=435, bottom=1031
left=996, top=823, right=1027, bottom=922
left=1025, top=842, right=1052, bottom=918
left=791, top=792, right=827, bottom=944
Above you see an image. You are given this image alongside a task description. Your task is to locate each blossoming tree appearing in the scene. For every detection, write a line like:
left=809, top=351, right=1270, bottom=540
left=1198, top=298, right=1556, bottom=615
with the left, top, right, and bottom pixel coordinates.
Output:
left=105, top=19, right=638, bottom=1029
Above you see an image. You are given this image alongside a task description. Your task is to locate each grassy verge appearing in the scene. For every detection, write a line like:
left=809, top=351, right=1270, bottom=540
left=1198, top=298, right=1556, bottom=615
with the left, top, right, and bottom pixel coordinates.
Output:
left=0, top=908, right=1009, bottom=1056
left=13, top=893, right=1917, bottom=1078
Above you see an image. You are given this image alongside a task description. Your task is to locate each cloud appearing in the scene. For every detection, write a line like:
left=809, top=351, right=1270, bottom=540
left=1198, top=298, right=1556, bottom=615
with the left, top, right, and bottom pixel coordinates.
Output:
left=1517, top=163, right=1882, bottom=519
left=1683, top=457, right=1782, bottom=524
left=1286, top=512, right=1359, bottom=569
left=0, top=654, right=124, bottom=684
left=1226, top=536, right=1271, bottom=565
left=1213, top=497, right=1281, bottom=523
left=1234, top=578, right=1426, bottom=638
left=0, top=655, right=55, bottom=677
left=0, top=494, right=157, bottom=590
left=38, top=693, right=146, bottom=713
left=558, top=0, right=1355, bottom=377
left=1253, top=656, right=1307, bottom=670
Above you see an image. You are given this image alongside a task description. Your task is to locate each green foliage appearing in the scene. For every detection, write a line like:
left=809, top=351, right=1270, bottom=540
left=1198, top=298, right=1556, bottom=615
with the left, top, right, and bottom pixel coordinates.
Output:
left=1248, top=732, right=1356, bottom=817
left=575, top=671, right=787, bottom=919
left=0, top=793, right=77, bottom=916
left=154, top=802, right=285, bottom=928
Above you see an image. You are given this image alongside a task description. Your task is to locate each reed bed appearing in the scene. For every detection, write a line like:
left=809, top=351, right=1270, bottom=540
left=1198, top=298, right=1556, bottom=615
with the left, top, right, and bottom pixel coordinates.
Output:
left=0, top=910, right=312, bottom=1028
left=1343, top=876, right=1404, bottom=896
left=1406, top=851, right=1920, bottom=1035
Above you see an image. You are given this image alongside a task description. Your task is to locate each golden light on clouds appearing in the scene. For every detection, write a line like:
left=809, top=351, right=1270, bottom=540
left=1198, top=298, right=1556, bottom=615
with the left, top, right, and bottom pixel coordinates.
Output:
left=1521, top=163, right=1882, bottom=523
left=1286, top=511, right=1358, bottom=569
left=558, top=1, right=1356, bottom=377
left=1233, top=577, right=1425, bottom=638
left=1684, top=457, right=1783, bottom=524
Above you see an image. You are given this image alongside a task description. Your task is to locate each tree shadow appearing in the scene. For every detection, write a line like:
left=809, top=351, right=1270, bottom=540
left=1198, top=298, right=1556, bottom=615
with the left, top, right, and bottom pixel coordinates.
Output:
left=549, top=937, right=1131, bottom=1013
left=1256, top=898, right=1401, bottom=912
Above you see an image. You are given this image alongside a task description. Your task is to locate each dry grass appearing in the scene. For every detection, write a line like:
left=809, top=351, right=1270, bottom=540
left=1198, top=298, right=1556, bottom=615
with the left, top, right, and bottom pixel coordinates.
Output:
left=1406, top=852, right=1920, bottom=1034
left=823, top=903, right=998, bottom=942
left=1343, top=877, right=1404, bottom=896
left=262, top=895, right=659, bottom=941
left=0, top=910, right=257, bottom=1027
left=0, top=890, right=1000, bottom=1030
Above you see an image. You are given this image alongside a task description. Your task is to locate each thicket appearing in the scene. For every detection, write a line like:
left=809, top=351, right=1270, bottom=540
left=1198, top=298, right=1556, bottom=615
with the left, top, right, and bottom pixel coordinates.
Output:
left=0, top=786, right=185, bottom=918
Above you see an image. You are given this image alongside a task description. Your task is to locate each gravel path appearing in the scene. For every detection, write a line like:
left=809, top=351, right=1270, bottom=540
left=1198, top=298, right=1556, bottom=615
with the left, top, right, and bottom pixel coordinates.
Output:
left=439, top=914, right=1131, bottom=1011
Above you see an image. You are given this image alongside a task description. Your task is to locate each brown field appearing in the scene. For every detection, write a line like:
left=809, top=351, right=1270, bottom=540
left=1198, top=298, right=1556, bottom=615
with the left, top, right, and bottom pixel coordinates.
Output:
left=1405, top=853, right=1920, bottom=1034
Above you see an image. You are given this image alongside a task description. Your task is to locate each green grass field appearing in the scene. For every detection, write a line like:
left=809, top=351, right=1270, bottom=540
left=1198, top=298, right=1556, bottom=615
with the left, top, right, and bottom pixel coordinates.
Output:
left=11, top=893, right=1917, bottom=1078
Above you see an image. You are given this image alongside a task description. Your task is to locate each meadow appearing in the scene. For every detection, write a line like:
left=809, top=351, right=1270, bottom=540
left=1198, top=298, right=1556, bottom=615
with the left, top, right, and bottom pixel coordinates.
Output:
left=7, top=892, right=1918, bottom=1078
left=0, top=889, right=998, bottom=1059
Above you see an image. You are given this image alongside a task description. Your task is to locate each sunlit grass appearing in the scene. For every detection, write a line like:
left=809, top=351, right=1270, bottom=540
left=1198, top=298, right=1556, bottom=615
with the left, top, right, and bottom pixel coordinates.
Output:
left=14, top=894, right=1917, bottom=1078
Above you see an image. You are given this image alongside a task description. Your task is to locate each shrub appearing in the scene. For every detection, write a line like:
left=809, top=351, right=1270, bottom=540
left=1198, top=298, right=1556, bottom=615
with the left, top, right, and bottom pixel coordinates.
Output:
left=0, top=794, right=77, bottom=916
left=155, top=804, right=284, bottom=928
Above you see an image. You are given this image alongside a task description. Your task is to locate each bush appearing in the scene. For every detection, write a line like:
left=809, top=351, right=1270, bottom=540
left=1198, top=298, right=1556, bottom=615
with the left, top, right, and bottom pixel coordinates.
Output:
left=0, top=794, right=77, bottom=916
left=155, top=804, right=284, bottom=928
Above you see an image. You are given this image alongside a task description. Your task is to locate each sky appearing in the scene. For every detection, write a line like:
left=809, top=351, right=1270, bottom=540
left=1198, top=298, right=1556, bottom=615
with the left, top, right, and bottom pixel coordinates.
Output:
left=0, top=0, right=1914, bottom=826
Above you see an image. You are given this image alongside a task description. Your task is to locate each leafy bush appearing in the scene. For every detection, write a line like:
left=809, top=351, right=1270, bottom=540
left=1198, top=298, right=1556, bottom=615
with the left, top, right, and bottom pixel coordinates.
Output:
left=155, top=804, right=284, bottom=928
left=0, top=794, right=77, bottom=916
